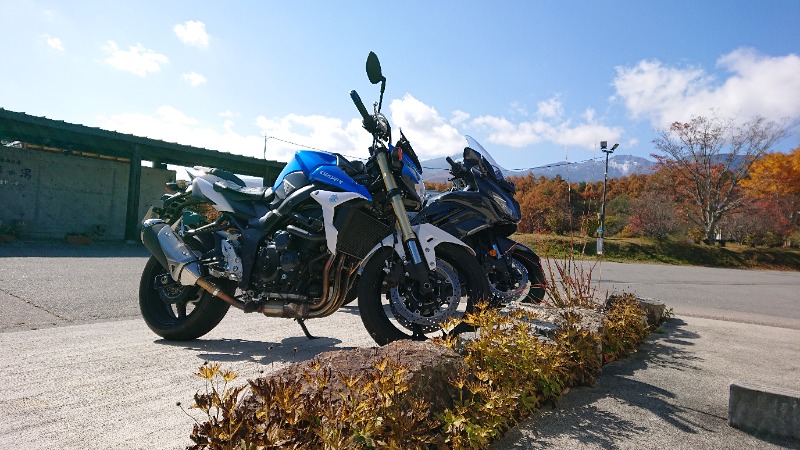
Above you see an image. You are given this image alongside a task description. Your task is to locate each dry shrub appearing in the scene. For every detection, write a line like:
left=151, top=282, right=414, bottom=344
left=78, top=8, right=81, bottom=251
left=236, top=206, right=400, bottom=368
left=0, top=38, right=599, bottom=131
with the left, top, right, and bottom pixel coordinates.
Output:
left=186, top=298, right=652, bottom=449
left=540, top=242, right=601, bottom=308
left=602, top=293, right=650, bottom=363
left=187, top=358, right=437, bottom=450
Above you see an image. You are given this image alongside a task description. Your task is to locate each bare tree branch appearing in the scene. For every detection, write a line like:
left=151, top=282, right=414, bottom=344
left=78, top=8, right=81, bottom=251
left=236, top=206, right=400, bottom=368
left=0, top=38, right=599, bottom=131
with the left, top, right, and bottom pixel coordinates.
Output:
left=652, top=113, right=789, bottom=243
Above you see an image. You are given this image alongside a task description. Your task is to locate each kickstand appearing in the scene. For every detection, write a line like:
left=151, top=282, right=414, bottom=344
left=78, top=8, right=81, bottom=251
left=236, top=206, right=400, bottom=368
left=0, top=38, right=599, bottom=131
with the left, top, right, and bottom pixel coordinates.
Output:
left=296, top=318, right=319, bottom=340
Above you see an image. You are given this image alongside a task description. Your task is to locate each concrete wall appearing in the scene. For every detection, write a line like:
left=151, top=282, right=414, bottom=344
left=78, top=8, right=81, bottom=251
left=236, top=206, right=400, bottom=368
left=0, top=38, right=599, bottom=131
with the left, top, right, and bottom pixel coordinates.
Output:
left=0, top=145, right=174, bottom=241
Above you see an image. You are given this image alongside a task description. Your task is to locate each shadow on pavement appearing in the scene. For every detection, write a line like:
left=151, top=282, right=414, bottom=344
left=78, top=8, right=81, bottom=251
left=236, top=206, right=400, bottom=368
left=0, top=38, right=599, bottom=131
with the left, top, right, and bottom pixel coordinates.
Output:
left=505, top=318, right=798, bottom=449
left=533, top=320, right=705, bottom=448
left=155, top=334, right=350, bottom=367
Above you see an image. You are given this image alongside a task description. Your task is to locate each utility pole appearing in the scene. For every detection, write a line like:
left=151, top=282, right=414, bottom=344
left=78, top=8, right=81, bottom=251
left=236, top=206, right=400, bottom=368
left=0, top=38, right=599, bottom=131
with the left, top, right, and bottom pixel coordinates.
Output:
left=597, top=141, right=619, bottom=255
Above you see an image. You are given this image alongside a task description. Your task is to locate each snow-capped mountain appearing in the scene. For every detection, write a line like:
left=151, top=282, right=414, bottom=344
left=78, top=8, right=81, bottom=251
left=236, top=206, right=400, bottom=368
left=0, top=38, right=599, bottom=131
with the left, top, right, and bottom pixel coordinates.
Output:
left=421, top=154, right=656, bottom=183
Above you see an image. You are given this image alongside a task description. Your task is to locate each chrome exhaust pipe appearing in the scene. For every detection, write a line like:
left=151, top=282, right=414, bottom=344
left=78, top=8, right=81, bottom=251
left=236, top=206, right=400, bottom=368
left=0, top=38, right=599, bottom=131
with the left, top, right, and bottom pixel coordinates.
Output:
left=260, top=301, right=310, bottom=318
left=141, top=219, right=202, bottom=286
left=195, top=277, right=246, bottom=310
left=142, top=219, right=346, bottom=319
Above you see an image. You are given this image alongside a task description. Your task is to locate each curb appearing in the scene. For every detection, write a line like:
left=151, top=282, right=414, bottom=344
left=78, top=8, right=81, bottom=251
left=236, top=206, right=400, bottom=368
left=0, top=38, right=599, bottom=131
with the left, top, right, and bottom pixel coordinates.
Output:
left=729, top=381, right=800, bottom=441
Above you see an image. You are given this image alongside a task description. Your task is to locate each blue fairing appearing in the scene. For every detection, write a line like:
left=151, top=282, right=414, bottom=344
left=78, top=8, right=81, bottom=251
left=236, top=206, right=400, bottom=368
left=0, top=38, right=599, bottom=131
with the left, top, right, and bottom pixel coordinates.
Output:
left=401, top=153, right=421, bottom=183
left=272, top=150, right=371, bottom=200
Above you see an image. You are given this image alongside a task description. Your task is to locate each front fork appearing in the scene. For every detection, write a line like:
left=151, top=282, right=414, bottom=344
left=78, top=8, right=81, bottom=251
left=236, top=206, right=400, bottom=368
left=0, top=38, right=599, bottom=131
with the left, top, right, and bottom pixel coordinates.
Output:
left=374, top=150, right=431, bottom=287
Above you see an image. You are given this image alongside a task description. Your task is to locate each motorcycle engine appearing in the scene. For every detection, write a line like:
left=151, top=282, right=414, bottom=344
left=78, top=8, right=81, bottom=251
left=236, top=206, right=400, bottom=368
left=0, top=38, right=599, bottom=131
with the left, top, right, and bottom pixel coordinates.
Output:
left=254, top=230, right=300, bottom=284
left=247, top=229, right=326, bottom=302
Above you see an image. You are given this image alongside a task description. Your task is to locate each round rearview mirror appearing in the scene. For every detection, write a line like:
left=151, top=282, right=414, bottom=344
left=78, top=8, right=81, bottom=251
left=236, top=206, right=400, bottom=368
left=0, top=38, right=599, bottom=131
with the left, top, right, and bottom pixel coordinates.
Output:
left=366, top=52, right=385, bottom=85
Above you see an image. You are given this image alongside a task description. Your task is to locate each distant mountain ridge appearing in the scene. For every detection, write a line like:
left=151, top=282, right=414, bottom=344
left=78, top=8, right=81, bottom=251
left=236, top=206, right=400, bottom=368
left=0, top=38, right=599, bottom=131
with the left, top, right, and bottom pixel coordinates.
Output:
left=421, top=154, right=656, bottom=183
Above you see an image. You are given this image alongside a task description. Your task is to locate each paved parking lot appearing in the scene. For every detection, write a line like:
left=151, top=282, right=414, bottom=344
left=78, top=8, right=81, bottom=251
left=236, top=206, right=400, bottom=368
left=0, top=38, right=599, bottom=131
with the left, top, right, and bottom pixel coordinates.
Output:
left=1, top=241, right=798, bottom=449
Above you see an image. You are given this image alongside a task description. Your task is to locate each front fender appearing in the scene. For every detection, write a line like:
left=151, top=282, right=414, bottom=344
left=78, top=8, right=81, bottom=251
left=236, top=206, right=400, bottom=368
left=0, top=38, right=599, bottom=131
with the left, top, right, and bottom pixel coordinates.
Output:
left=359, top=223, right=475, bottom=273
left=495, top=236, right=541, bottom=263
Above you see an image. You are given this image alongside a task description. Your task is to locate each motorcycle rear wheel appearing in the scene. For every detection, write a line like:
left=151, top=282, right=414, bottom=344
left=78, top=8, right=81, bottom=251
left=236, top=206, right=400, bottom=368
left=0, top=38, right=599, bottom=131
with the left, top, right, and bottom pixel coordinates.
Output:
left=358, top=243, right=489, bottom=346
left=139, top=256, right=232, bottom=340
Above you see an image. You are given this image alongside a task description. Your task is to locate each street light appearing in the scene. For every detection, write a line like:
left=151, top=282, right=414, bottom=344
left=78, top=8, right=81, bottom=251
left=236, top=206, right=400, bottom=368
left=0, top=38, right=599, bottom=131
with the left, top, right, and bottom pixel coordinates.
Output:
left=597, top=141, right=619, bottom=255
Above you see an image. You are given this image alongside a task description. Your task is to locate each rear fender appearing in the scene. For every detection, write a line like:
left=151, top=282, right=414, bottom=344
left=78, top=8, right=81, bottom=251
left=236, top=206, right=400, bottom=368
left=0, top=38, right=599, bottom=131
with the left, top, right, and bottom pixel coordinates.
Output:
left=358, top=223, right=475, bottom=273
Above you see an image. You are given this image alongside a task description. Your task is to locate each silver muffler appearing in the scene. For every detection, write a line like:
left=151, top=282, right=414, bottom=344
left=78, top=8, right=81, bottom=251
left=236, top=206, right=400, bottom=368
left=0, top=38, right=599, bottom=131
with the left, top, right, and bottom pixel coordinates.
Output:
left=141, top=219, right=203, bottom=286
left=141, top=219, right=243, bottom=309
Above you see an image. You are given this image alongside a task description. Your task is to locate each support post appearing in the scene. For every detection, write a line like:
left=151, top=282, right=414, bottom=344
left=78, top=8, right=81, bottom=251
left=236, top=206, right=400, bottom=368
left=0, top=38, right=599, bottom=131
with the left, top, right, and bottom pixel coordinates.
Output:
left=597, top=142, right=618, bottom=255
left=125, top=145, right=142, bottom=242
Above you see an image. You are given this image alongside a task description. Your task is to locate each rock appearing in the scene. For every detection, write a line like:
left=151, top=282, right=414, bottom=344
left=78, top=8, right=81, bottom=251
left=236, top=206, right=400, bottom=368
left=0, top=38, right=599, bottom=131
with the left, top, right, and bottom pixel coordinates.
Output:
left=505, top=302, right=606, bottom=336
left=245, top=340, right=469, bottom=414
left=636, top=297, right=666, bottom=326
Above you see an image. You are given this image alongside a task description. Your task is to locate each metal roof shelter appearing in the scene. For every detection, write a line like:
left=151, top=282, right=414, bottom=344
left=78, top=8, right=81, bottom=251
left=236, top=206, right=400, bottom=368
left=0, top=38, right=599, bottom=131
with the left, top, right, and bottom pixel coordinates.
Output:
left=0, top=108, right=286, bottom=240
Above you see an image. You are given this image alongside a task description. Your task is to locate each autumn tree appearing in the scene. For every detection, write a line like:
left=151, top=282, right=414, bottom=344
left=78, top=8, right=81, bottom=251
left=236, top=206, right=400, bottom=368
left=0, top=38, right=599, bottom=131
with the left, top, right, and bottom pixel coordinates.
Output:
left=652, top=113, right=789, bottom=244
left=719, top=200, right=788, bottom=246
left=740, top=146, right=800, bottom=235
left=627, top=191, right=679, bottom=240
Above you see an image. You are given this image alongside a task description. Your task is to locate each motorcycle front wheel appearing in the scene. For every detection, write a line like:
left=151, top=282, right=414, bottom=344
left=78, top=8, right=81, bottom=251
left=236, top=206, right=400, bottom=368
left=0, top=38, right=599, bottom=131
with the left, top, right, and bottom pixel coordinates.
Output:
left=510, top=248, right=546, bottom=304
left=358, top=243, right=489, bottom=346
left=139, top=256, right=232, bottom=340
left=489, top=248, right=547, bottom=304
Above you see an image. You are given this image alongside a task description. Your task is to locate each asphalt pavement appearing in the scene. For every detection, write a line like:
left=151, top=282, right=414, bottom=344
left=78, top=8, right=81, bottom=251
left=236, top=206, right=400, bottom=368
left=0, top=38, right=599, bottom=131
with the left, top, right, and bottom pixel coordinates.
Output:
left=1, top=241, right=799, bottom=449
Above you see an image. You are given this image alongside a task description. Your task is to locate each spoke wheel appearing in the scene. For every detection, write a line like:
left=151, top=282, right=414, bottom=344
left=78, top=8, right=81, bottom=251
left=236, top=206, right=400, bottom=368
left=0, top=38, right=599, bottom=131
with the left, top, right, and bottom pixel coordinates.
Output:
left=358, top=243, right=489, bottom=346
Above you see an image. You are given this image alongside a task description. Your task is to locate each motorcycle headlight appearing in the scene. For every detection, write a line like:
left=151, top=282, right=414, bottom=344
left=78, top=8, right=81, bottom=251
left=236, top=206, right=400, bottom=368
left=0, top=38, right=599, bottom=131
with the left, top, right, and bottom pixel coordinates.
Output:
left=490, top=191, right=516, bottom=218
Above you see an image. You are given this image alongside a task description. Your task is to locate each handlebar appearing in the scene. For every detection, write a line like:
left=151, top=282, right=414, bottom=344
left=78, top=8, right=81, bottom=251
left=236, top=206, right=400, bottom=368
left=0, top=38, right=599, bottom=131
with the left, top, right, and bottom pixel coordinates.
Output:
left=350, top=90, right=377, bottom=132
left=446, top=156, right=465, bottom=177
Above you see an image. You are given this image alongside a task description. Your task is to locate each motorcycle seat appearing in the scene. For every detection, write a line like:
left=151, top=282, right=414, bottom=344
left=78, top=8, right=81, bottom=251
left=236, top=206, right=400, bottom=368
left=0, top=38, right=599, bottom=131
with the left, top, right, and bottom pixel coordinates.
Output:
left=193, top=167, right=247, bottom=187
left=213, top=180, right=275, bottom=202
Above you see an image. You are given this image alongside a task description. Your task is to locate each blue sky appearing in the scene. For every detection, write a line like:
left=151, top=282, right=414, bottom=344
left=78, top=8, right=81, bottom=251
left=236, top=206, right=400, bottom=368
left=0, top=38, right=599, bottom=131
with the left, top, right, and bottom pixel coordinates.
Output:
left=2, top=0, right=799, bottom=173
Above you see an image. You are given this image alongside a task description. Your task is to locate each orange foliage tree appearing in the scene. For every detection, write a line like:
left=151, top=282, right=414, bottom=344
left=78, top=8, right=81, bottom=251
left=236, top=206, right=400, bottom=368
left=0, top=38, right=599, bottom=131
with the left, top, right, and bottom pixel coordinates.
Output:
left=509, top=173, right=657, bottom=236
left=739, top=146, right=800, bottom=240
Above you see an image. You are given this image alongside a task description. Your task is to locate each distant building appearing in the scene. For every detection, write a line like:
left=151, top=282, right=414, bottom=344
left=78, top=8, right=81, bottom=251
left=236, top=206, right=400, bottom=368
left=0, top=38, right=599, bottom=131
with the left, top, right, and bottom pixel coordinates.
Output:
left=0, top=109, right=283, bottom=241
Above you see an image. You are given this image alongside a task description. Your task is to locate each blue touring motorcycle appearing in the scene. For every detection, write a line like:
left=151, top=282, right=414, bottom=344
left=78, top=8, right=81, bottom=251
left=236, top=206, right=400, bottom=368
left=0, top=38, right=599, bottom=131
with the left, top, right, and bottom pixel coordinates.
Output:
left=139, top=52, right=489, bottom=345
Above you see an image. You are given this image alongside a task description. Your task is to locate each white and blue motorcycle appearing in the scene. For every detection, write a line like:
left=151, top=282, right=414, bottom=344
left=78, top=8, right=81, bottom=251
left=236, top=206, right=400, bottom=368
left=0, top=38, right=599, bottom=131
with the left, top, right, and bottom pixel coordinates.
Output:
left=139, top=52, right=489, bottom=345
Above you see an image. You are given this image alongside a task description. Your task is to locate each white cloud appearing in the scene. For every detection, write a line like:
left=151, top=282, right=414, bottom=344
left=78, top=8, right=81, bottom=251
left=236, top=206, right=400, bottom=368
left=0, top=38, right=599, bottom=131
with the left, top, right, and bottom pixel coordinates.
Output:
left=92, top=93, right=623, bottom=173
left=614, top=48, right=800, bottom=127
left=470, top=108, right=621, bottom=150
left=389, top=94, right=465, bottom=158
left=181, top=71, right=207, bottom=86
left=96, top=106, right=270, bottom=161
left=450, top=109, right=471, bottom=126
left=96, top=105, right=374, bottom=163
left=43, top=34, right=64, bottom=51
left=154, top=105, right=198, bottom=126
left=256, top=113, right=372, bottom=161
left=174, top=20, right=210, bottom=49
left=102, top=41, right=168, bottom=77
left=510, top=101, right=529, bottom=117
left=536, top=98, right=563, bottom=119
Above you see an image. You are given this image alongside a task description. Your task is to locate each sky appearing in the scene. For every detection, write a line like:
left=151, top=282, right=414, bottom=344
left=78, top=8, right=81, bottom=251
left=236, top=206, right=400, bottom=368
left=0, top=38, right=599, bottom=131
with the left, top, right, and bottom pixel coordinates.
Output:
left=2, top=0, right=799, bottom=175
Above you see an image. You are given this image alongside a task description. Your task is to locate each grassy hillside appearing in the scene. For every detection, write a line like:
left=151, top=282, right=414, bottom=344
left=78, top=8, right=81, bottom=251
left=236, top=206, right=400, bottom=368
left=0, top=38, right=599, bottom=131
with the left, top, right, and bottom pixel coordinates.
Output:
left=513, top=233, right=800, bottom=271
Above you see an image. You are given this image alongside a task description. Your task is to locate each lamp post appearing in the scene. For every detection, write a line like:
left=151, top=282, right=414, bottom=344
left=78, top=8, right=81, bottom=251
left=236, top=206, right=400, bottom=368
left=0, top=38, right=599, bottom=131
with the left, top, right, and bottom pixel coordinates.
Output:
left=597, top=141, right=619, bottom=255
